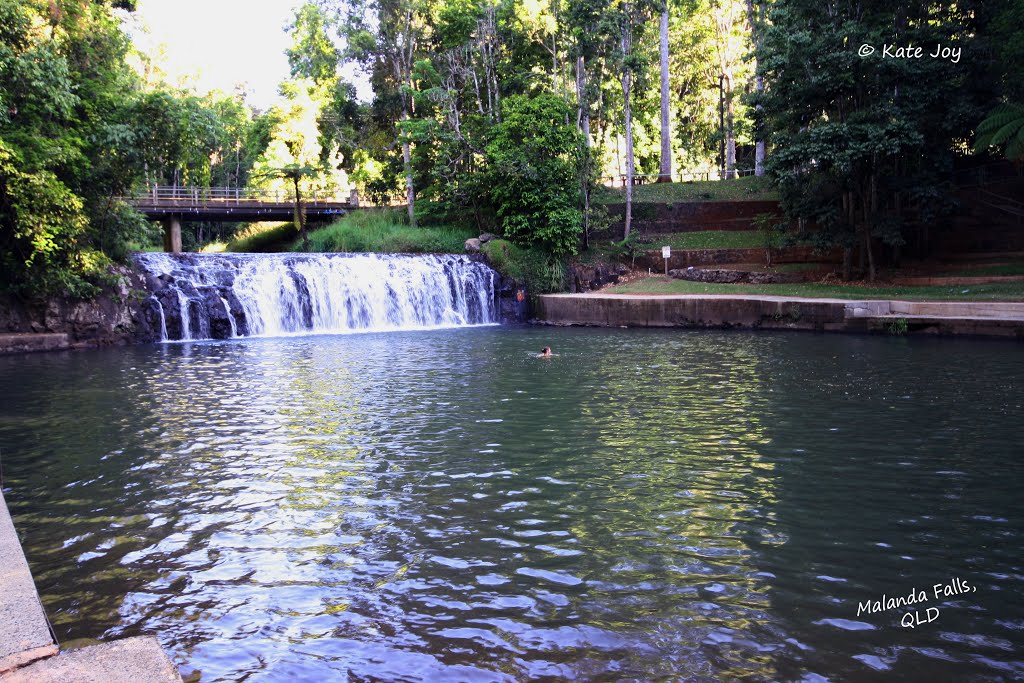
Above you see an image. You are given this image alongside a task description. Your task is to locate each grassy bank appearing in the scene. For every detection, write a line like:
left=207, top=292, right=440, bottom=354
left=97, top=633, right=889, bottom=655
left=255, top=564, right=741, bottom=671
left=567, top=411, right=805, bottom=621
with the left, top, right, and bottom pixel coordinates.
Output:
left=481, top=239, right=567, bottom=293
left=226, top=222, right=298, bottom=252
left=296, top=210, right=475, bottom=254
left=596, top=176, right=777, bottom=204
left=604, top=275, right=1024, bottom=301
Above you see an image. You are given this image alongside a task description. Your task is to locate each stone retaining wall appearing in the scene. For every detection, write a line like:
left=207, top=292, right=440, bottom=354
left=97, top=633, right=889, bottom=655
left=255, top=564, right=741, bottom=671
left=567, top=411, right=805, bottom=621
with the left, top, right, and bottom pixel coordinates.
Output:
left=601, top=201, right=781, bottom=239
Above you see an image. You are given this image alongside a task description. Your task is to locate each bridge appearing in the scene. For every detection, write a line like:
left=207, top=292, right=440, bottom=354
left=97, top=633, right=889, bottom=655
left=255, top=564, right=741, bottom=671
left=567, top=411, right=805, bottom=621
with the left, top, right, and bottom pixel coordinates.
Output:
left=122, top=186, right=356, bottom=252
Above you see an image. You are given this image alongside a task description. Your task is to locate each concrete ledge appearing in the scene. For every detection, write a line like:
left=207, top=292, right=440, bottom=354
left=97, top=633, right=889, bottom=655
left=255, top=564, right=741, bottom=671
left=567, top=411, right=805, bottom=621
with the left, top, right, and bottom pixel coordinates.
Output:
left=0, top=491, right=58, bottom=674
left=1, top=637, right=181, bottom=683
left=1, top=493, right=182, bottom=682
left=536, top=293, right=1024, bottom=339
left=0, top=335, right=70, bottom=355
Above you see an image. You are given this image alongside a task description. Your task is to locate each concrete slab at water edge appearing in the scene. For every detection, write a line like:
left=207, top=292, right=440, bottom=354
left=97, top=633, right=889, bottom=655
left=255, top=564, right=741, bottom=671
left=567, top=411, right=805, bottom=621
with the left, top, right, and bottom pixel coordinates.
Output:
left=535, top=293, right=1024, bottom=338
left=0, top=491, right=58, bottom=674
left=0, top=637, right=181, bottom=683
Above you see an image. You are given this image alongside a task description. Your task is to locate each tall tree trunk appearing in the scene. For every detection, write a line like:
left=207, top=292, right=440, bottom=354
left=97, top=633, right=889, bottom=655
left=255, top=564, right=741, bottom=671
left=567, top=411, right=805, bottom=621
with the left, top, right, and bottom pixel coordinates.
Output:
left=718, top=74, right=726, bottom=179
left=293, top=175, right=308, bottom=252
left=658, top=5, right=671, bottom=183
left=577, top=54, right=592, bottom=249
left=401, top=108, right=416, bottom=226
left=754, top=74, right=765, bottom=176
left=622, top=65, right=634, bottom=239
left=746, top=0, right=765, bottom=176
left=576, top=55, right=591, bottom=143
left=866, top=173, right=877, bottom=281
left=724, top=73, right=736, bottom=179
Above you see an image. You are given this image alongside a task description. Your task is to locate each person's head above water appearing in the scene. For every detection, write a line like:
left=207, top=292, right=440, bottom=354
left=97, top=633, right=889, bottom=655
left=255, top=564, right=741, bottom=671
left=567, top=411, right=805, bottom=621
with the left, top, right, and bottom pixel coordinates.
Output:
left=539, top=346, right=552, bottom=357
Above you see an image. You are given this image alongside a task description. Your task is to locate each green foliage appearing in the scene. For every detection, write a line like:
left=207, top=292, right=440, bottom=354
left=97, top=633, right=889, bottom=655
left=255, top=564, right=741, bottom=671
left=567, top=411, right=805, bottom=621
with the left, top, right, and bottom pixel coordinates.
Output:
left=975, top=103, right=1024, bottom=161
left=487, top=94, right=586, bottom=257
left=756, top=0, right=994, bottom=279
left=300, top=209, right=475, bottom=254
left=0, top=0, right=144, bottom=297
left=886, top=318, right=909, bottom=335
left=480, top=238, right=567, bottom=293
left=226, top=222, right=299, bottom=253
left=611, top=233, right=645, bottom=265
left=287, top=3, right=341, bottom=87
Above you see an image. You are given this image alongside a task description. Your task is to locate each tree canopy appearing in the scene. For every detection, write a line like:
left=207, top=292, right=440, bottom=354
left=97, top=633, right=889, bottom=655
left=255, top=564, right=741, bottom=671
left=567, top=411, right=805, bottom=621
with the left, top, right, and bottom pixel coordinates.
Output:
left=0, top=0, right=1016, bottom=297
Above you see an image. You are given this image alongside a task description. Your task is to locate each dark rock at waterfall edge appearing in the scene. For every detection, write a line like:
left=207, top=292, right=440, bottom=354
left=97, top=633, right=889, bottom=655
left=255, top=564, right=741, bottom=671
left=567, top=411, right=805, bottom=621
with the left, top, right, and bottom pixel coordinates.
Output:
left=0, top=265, right=159, bottom=349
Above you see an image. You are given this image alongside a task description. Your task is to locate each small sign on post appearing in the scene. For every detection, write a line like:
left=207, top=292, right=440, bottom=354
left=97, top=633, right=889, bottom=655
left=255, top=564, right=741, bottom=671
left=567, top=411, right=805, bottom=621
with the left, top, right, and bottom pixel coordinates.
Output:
left=662, top=246, right=671, bottom=276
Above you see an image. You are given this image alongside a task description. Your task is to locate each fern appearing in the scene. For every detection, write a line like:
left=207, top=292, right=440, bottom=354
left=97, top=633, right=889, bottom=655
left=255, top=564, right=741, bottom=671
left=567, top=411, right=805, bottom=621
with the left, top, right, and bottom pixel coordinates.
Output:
left=974, top=103, right=1024, bottom=161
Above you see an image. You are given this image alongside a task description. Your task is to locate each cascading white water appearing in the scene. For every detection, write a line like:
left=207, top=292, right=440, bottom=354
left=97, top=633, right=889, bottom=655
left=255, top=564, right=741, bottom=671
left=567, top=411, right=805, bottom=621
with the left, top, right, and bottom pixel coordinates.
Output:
left=135, top=252, right=499, bottom=341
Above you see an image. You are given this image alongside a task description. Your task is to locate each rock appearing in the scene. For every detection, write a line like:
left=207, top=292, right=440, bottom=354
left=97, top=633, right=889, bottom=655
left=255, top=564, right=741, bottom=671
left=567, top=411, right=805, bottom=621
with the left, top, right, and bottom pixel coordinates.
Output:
left=669, top=268, right=746, bottom=283
left=568, top=262, right=624, bottom=292
left=478, top=233, right=497, bottom=243
left=748, top=271, right=803, bottom=284
left=464, top=238, right=482, bottom=253
left=668, top=267, right=803, bottom=284
left=0, top=266, right=153, bottom=349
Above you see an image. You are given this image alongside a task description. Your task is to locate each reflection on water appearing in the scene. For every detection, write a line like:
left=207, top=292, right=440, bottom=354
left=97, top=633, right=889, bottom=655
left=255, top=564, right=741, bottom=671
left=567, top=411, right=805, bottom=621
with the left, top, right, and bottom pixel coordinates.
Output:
left=0, top=329, right=1021, bottom=682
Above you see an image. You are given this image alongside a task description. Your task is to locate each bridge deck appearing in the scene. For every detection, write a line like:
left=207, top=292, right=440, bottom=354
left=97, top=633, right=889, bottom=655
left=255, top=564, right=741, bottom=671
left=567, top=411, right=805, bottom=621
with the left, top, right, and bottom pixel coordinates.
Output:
left=123, top=186, right=354, bottom=222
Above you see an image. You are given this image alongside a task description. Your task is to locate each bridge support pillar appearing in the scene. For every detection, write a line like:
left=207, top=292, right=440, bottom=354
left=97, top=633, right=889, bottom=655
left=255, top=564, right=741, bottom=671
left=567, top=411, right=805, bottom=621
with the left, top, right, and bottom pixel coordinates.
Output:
left=162, top=216, right=182, bottom=253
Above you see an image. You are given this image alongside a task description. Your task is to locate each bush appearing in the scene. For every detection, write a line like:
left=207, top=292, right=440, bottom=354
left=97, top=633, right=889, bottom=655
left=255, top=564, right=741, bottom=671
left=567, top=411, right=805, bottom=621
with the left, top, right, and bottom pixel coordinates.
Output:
left=481, top=239, right=566, bottom=293
left=486, top=94, right=586, bottom=258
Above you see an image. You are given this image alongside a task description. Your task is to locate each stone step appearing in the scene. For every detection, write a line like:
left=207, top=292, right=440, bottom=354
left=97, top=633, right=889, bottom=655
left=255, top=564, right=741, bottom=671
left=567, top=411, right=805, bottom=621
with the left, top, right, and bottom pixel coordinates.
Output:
left=1, top=637, right=181, bottom=683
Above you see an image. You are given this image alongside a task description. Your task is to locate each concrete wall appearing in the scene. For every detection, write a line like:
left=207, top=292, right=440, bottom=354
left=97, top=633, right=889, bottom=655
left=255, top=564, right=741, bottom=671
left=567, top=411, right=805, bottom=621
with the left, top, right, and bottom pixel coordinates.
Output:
left=536, top=294, right=851, bottom=332
left=535, top=294, right=1024, bottom=339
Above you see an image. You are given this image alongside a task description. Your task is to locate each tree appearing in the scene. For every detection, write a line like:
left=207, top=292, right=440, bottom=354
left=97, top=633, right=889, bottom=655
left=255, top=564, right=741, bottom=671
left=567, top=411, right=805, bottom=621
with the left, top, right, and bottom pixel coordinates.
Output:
left=0, top=0, right=148, bottom=295
left=657, top=0, right=672, bottom=182
left=758, top=0, right=993, bottom=281
left=335, top=0, right=433, bottom=226
left=287, top=2, right=341, bottom=88
left=261, top=164, right=319, bottom=251
left=610, top=0, right=654, bottom=238
left=487, top=94, right=586, bottom=257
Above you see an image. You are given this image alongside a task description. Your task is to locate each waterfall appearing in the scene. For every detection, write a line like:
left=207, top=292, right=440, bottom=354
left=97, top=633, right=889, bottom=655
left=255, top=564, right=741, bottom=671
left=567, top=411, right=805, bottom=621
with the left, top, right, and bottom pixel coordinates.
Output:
left=135, top=252, right=499, bottom=342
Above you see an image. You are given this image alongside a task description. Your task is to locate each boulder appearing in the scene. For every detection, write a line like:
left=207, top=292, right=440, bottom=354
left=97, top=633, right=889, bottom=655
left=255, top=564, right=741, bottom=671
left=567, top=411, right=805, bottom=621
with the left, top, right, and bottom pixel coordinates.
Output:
left=464, top=238, right=482, bottom=253
left=478, top=233, right=497, bottom=243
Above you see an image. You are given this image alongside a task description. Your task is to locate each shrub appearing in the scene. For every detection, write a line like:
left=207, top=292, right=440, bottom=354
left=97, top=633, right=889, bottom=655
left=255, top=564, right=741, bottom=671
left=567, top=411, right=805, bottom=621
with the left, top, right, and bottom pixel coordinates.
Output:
left=486, top=94, right=586, bottom=258
left=481, top=239, right=566, bottom=293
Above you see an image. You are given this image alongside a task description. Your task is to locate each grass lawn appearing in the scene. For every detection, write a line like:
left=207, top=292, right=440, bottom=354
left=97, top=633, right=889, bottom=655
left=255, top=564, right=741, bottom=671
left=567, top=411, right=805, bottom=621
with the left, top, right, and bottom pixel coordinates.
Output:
left=603, top=275, right=1024, bottom=301
left=635, top=230, right=767, bottom=250
left=226, top=222, right=298, bottom=252
left=595, top=175, right=778, bottom=204
left=296, top=209, right=475, bottom=254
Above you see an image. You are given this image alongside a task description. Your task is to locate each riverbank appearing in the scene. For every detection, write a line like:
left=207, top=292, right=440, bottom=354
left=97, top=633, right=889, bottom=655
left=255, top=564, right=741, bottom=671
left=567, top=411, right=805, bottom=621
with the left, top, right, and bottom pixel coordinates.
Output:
left=0, top=489, right=181, bottom=682
left=535, top=292, right=1024, bottom=339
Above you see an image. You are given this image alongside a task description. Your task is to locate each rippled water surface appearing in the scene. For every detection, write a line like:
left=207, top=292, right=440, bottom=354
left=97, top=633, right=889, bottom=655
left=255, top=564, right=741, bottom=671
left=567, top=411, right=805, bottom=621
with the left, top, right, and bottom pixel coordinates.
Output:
left=1, top=328, right=1022, bottom=682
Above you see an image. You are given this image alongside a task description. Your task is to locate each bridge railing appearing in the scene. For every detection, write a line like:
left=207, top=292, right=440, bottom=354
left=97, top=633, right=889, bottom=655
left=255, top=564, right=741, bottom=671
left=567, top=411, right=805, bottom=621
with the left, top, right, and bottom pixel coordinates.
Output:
left=121, top=185, right=354, bottom=207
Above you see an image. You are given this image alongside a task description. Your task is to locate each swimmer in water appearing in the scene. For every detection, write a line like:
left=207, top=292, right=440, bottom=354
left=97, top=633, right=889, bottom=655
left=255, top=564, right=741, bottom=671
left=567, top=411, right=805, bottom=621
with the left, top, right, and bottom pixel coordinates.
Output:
left=538, top=346, right=553, bottom=358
